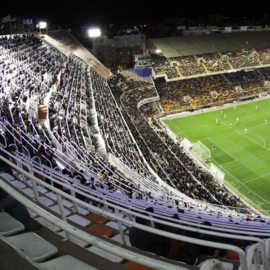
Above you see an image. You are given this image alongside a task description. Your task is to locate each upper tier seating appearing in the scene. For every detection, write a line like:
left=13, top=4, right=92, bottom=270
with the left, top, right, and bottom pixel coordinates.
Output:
left=195, top=53, right=231, bottom=73
left=171, top=55, right=206, bottom=77
left=151, top=54, right=179, bottom=79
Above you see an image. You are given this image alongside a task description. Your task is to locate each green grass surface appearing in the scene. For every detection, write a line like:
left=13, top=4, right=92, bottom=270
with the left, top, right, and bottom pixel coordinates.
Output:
left=163, top=98, right=270, bottom=211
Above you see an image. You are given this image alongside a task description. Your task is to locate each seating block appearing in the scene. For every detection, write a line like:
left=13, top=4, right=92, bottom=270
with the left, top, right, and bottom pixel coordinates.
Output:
left=1, top=232, right=58, bottom=262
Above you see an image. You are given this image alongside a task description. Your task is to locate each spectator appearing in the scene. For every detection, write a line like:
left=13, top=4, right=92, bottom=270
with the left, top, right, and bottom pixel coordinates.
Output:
left=0, top=188, right=42, bottom=231
left=129, top=214, right=171, bottom=256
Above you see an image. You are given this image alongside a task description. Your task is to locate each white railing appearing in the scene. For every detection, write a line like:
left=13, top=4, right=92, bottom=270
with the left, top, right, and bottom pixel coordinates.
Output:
left=0, top=150, right=269, bottom=270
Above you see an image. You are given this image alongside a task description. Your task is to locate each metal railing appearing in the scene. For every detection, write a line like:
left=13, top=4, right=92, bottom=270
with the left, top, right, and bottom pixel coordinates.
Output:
left=0, top=150, right=269, bottom=270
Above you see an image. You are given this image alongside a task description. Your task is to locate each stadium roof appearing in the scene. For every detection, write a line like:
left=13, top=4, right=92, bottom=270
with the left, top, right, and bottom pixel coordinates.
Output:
left=45, top=30, right=110, bottom=78
left=149, top=31, right=270, bottom=57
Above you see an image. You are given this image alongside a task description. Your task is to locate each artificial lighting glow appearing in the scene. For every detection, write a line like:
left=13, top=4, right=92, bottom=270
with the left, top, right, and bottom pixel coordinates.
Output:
left=39, top=22, right=47, bottom=29
left=88, top=28, right=101, bottom=37
left=156, top=49, right=161, bottom=53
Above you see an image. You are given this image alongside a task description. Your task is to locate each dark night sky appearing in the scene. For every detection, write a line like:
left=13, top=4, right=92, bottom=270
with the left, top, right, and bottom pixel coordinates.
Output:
left=2, top=0, right=270, bottom=29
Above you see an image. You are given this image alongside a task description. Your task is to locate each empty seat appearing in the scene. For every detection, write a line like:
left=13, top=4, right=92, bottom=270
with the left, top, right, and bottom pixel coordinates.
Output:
left=39, top=196, right=54, bottom=207
left=1, top=232, right=58, bottom=262
left=71, top=206, right=90, bottom=216
left=49, top=205, right=71, bottom=216
left=0, top=212, right=25, bottom=236
left=46, top=192, right=57, bottom=201
left=62, top=199, right=74, bottom=208
left=35, top=255, right=98, bottom=270
left=87, top=246, right=124, bottom=263
left=87, top=213, right=107, bottom=224
left=0, top=173, right=15, bottom=181
left=22, top=188, right=35, bottom=198
left=67, top=214, right=91, bottom=227
left=10, top=180, right=26, bottom=189
left=36, top=186, right=48, bottom=194
left=87, top=224, right=113, bottom=237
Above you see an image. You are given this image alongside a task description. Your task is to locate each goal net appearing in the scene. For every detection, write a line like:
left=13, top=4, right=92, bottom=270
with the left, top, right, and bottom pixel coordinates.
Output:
left=190, top=141, right=211, bottom=160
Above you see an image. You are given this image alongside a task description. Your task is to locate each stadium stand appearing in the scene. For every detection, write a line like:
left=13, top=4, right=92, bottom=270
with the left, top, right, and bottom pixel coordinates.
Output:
left=151, top=53, right=180, bottom=79
left=154, top=74, right=246, bottom=111
left=196, top=53, right=231, bottom=73
left=171, top=55, right=207, bottom=77
left=0, top=32, right=270, bottom=270
left=147, top=34, right=270, bottom=84
left=224, top=49, right=260, bottom=69
left=256, top=47, right=270, bottom=65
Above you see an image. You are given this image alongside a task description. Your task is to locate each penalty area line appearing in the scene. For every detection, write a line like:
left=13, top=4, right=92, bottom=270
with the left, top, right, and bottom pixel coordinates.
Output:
left=219, top=165, right=270, bottom=207
left=242, top=171, right=270, bottom=184
left=206, top=137, right=237, bottom=163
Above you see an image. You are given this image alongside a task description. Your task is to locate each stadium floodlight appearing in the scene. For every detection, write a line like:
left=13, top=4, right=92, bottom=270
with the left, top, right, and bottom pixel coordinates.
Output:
left=88, top=28, right=101, bottom=37
left=156, top=49, right=161, bottom=53
left=39, top=22, right=47, bottom=29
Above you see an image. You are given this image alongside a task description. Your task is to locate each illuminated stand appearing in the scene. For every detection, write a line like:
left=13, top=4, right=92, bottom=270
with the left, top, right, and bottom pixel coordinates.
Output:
left=134, top=53, right=152, bottom=77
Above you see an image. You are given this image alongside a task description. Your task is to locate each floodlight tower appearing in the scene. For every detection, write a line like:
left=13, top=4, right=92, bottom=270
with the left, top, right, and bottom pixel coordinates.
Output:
left=39, top=22, right=47, bottom=35
left=88, top=28, right=101, bottom=38
left=88, top=28, right=101, bottom=56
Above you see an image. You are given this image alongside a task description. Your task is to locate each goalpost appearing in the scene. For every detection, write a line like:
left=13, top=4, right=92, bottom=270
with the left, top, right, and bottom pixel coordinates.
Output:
left=190, top=141, right=211, bottom=161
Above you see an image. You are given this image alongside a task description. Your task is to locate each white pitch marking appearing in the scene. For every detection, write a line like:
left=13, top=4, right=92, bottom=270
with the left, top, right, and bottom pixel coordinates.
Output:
left=243, top=171, right=270, bottom=184
left=238, top=132, right=266, bottom=149
left=206, top=138, right=237, bottom=162
left=219, top=164, right=270, bottom=206
left=168, top=120, right=193, bottom=142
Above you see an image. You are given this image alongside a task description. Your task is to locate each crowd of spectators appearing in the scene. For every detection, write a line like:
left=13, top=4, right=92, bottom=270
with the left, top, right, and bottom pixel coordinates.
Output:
left=154, top=74, right=240, bottom=111
left=254, top=47, right=270, bottom=65
left=0, top=35, right=164, bottom=207
left=155, top=78, right=183, bottom=112
left=171, top=55, right=206, bottom=77
left=108, top=73, right=152, bottom=92
left=151, top=53, right=179, bottom=79
left=257, top=67, right=270, bottom=80
left=224, top=70, right=268, bottom=95
left=154, top=67, right=270, bottom=113
left=109, top=75, right=244, bottom=208
left=3, top=33, right=265, bottom=220
left=224, top=49, right=260, bottom=69
left=94, top=74, right=152, bottom=179
left=139, top=103, right=159, bottom=117
left=2, top=34, right=270, bottom=268
left=196, top=52, right=231, bottom=73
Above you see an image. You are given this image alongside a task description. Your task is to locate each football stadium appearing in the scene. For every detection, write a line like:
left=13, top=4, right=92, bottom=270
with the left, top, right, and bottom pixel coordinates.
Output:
left=1, top=26, right=270, bottom=270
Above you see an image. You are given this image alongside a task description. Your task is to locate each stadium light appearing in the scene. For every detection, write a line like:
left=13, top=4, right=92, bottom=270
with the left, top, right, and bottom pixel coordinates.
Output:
left=39, top=22, right=47, bottom=29
left=88, top=28, right=101, bottom=37
left=156, top=49, right=161, bottom=53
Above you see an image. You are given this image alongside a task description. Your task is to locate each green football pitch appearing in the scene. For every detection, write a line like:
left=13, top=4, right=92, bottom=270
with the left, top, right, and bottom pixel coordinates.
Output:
left=162, top=98, right=270, bottom=211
